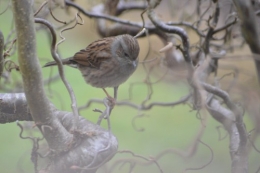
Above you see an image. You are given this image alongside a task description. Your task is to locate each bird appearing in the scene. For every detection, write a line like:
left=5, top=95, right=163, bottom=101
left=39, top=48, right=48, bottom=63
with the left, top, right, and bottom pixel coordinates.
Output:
left=43, top=34, right=140, bottom=101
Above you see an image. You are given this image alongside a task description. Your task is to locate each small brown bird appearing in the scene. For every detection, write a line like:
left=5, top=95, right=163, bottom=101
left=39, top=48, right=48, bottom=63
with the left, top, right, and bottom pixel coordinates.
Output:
left=44, top=34, right=140, bottom=100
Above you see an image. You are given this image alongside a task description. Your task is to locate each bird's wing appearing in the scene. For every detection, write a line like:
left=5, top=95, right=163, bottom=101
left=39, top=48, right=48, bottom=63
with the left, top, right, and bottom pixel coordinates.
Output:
left=72, top=37, right=114, bottom=68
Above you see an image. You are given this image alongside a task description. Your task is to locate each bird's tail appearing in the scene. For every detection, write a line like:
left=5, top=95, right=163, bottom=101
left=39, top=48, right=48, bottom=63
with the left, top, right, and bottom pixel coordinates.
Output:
left=43, top=57, right=74, bottom=67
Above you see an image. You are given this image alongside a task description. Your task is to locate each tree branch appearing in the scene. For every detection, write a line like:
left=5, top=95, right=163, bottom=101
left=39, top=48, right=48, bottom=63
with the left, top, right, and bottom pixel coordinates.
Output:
left=233, top=0, right=260, bottom=84
left=0, top=93, right=32, bottom=123
left=65, top=0, right=153, bottom=30
left=146, top=0, right=192, bottom=68
left=11, top=0, right=73, bottom=152
left=0, top=30, right=4, bottom=79
left=0, top=93, right=118, bottom=173
left=202, top=82, right=248, bottom=173
left=35, top=17, right=79, bottom=131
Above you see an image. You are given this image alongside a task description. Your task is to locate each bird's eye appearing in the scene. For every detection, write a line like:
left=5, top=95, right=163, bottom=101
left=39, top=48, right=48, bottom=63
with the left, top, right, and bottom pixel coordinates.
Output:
left=124, top=53, right=129, bottom=57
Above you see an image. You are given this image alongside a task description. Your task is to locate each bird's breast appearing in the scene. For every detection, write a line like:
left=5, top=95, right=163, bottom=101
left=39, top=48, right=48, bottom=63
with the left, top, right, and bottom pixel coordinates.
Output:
left=77, top=59, right=137, bottom=88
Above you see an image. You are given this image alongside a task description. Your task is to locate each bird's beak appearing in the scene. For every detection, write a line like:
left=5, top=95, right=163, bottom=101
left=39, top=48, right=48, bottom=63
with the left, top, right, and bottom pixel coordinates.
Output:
left=132, top=60, right=137, bottom=67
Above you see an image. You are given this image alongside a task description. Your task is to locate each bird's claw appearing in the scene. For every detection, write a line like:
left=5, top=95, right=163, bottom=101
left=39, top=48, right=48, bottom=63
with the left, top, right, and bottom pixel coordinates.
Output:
left=107, top=96, right=116, bottom=109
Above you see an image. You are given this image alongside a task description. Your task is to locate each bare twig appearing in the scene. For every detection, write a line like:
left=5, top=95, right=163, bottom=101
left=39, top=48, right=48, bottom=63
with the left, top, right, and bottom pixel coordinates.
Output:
left=57, top=12, right=84, bottom=47
left=34, top=1, right=48, bottom=17
left=79, top=94, right=191, bottom=111
left=0, top=1, right=10, bottom=15
left=131, top=113, right=146, bottom=132
left=65, top=0, right=154, bottom=30
left=146, top=0, right=193, bottom=75
left=17, top=121, right=44, bottom=172
left=35, top=18, right=79, bottom=130
left=184, top=140, right=214, bottom=171
left=0, top=30, right=4, bottom=78
left=3, top=39, right=16, bottom=58
left=114, top=150, right=163, bottom=173
left=48, top=1, right=67, bottom=24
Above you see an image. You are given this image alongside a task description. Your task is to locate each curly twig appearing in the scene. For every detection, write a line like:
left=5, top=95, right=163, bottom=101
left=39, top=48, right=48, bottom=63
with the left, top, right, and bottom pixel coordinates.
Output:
left=65, top=0, right=154, bottom=30
left=184, top=140, right=214, bottom=171
left=79, top=94, right=191, bottom=111
left=34, top=18, right=79, bottom=130
left=114, top=150, right=163, bottom=173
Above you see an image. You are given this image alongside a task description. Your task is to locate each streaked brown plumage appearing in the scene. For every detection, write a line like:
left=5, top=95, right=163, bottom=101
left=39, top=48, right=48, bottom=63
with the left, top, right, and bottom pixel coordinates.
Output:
left=44, top=34, right=140, bottom=99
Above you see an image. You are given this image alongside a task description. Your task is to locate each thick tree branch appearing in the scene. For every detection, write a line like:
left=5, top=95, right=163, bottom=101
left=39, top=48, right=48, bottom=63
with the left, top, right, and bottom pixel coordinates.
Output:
left=11, top=0, right=73, bottom=152
left=202, top=82, right=248, bottom=173
left=233, top=0, right=260, bottom=84
left=116, top=1, right=147, bottom=16
left=0, top=93, right=32, bottom=123
left=0, top=93, right=118, bottom=173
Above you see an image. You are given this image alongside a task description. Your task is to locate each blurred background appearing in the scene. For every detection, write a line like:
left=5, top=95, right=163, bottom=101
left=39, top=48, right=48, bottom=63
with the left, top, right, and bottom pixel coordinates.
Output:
left=0, top=0, right=259, bottom=172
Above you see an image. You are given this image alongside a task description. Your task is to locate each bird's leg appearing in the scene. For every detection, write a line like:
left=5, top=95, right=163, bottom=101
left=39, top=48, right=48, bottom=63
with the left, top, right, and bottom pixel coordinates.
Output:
left=102, top=88, right=116, bottom=108
left=102, top=88, right=112, bottom=98
left=101, top=88, right=117, bottom=119
left=113, top=86, right=119, bottom=100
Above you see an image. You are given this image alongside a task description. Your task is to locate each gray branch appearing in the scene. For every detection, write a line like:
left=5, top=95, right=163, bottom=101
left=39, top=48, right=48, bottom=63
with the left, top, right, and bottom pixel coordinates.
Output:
left=0, top=93, right=118, bottom=173
left=233, top=0, right=260, bottom=84
left=11, top=0, right=73, bottom=152
left=0, top=93, right=32, bottom=123
left=0, top=30, right=4, bottom=79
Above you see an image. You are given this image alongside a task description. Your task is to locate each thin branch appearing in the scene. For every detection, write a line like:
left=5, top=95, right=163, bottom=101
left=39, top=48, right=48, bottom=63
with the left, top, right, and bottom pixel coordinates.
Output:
left=203, top=2, right=220, bottom=54
left=0, top=1, right=10, bottom=15
left=0, top=30, right=4, bottom=79
left=57, top=12, right=84, bottom=47
left=166, top=21, right=205, bottom=37
left=233, top=0, right=260, bottom=84
left=113, top=150, right=163, bottom=173
left=131, top=113, right=146, bottom=132
left=116, top=1, right=147, bottom=16
left=79, top=94, right=191, bottom=111
left=48, top=2, right=66, bottom=24
left=65, top=0, right=154, bottom=30
left=184, top=140, right=214, bottom=171
left=35, top=18, right=79, bottom=131
left=213, top=18, right=237, bottom=35
left=3, top=39, right=16, bottom=58
left=146, top=0, right=193, bottom=75
left=34, top=1, right=48, bottom=17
